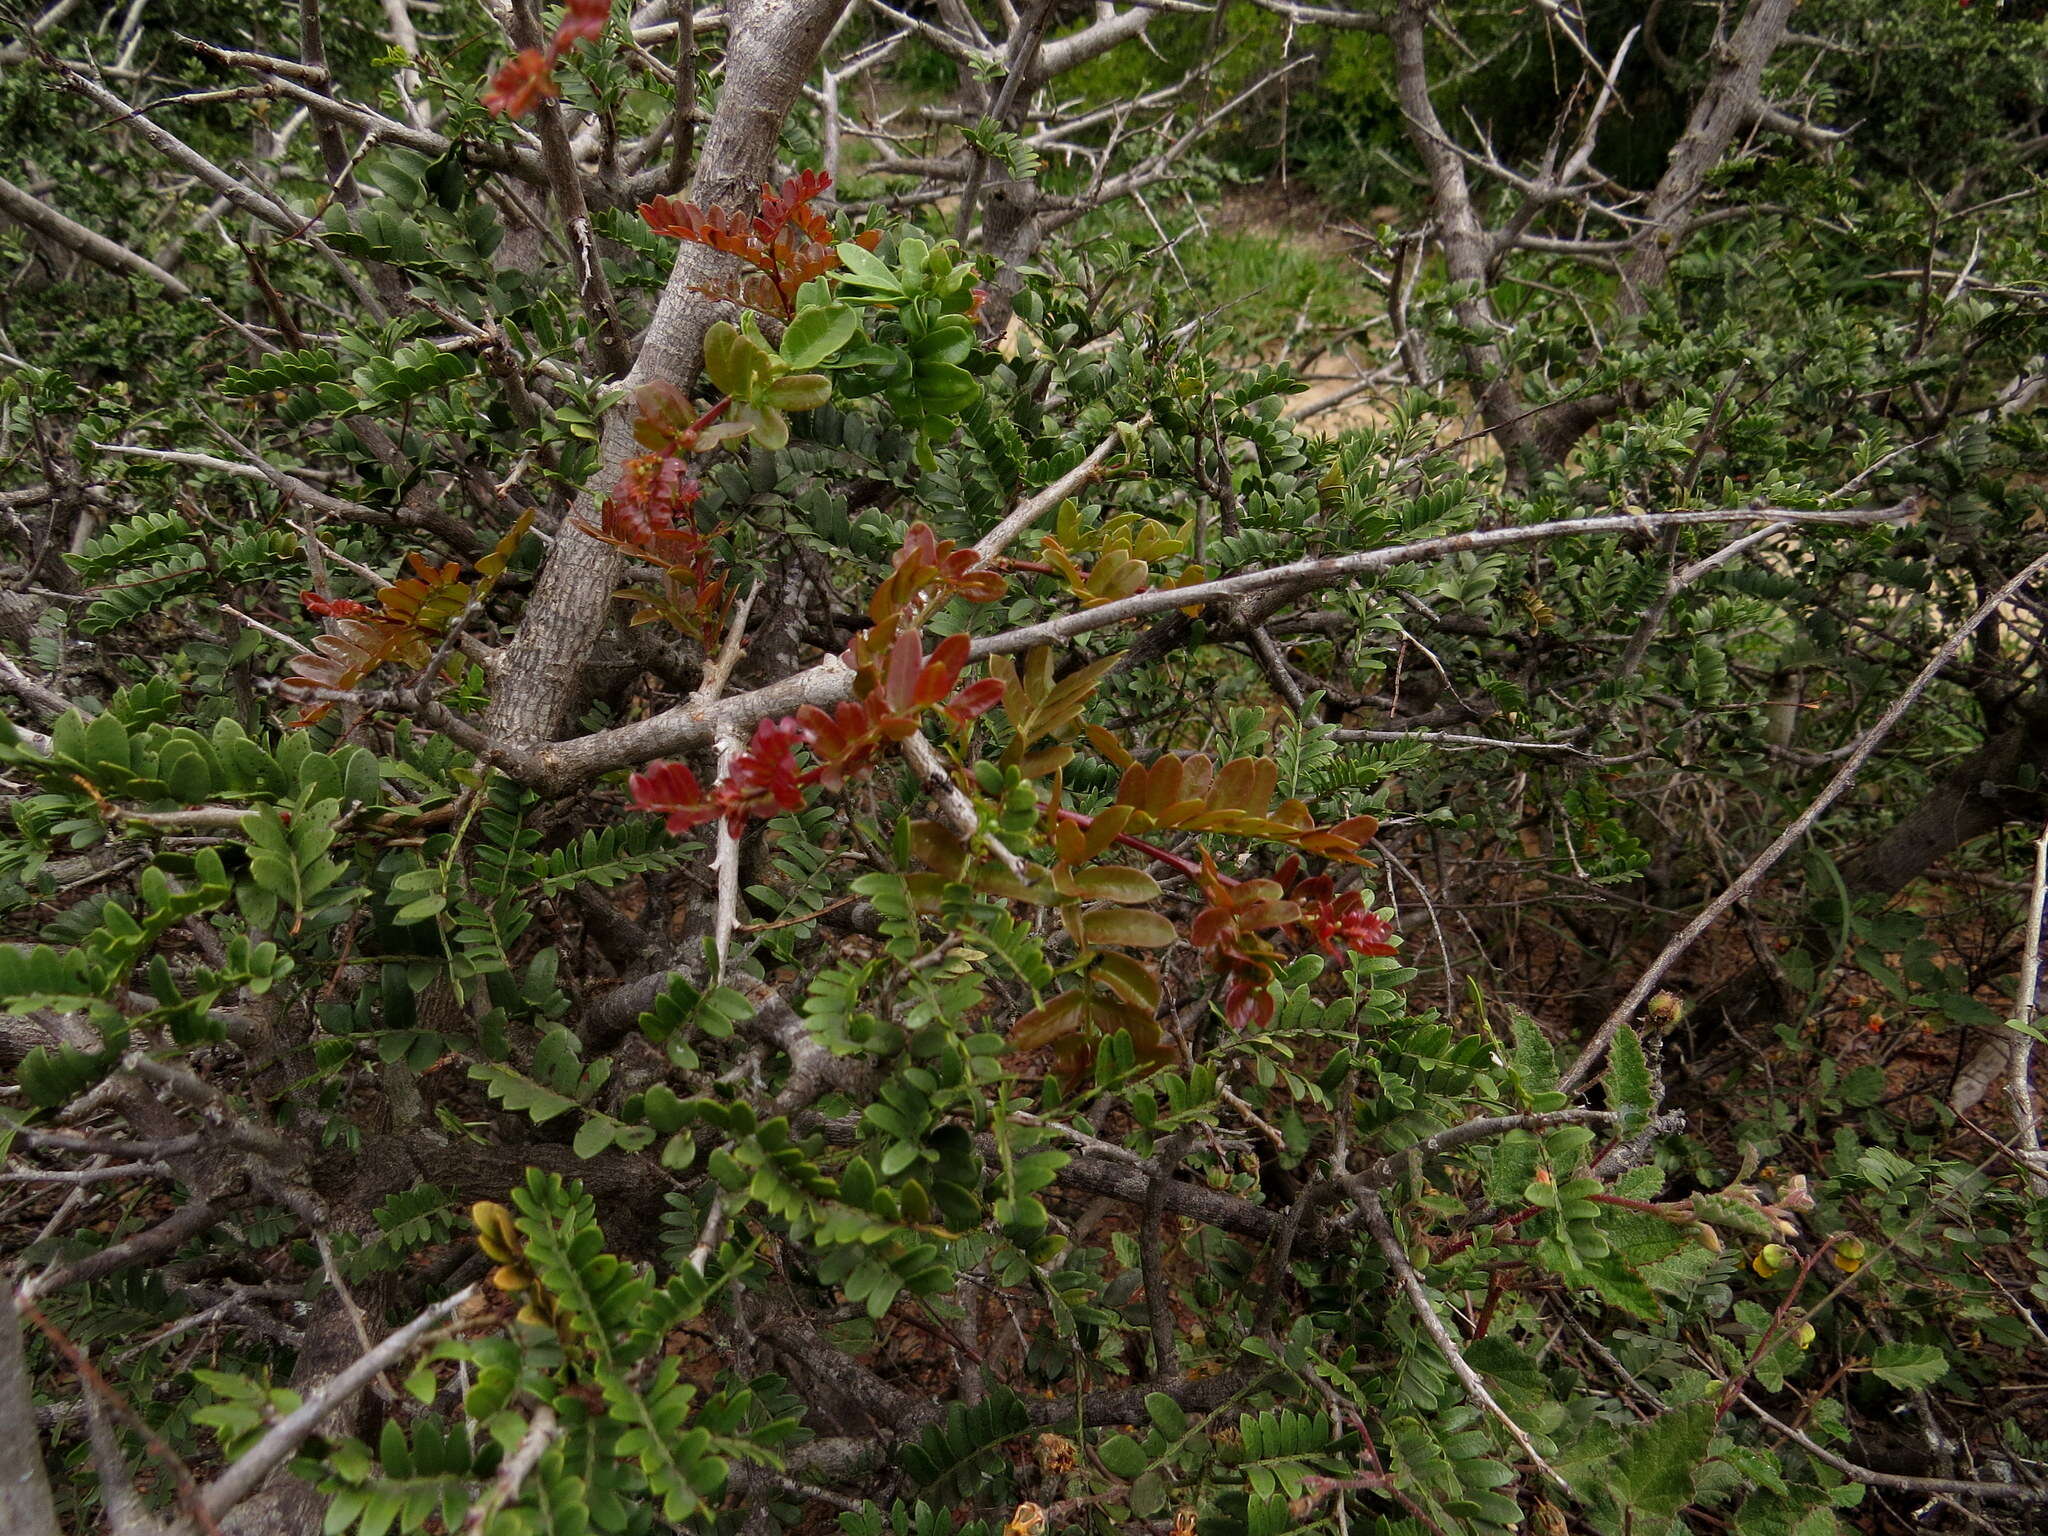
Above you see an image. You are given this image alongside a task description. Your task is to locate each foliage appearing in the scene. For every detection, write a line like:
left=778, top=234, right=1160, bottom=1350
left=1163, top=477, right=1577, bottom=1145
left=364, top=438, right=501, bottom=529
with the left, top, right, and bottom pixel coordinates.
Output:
left=2, top=3, right=2047, bottom=1536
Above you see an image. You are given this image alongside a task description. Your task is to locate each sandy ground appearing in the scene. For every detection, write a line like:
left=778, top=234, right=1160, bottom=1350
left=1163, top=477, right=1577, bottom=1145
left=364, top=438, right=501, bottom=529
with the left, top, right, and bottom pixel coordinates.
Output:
left=1205, top=184, right=1425, bottom=437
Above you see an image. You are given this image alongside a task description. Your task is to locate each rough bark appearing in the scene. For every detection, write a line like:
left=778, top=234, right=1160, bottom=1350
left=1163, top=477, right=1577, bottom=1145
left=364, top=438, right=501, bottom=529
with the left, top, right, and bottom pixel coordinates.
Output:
left=0, top=1284, right=62, bottom=1536
left=1617, top=0, right=1801, bottom=311
left=1388, top=0, right=1524, bottom=454
left=1388, top=0, right=1801, bottom=479
left=1835, top=720, right=2048, bottom=897
left=0, top=174, right=195, bottom=298
left=486, top=0, right=850, bottom=750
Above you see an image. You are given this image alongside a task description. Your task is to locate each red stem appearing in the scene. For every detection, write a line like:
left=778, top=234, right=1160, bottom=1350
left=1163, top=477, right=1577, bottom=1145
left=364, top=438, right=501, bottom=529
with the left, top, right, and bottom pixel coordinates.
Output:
left=1438, top=1204, right=1541, bottom=1260
left=1471, top=1266, right=1515, bottom=1339
left=1716, top=1234, right=1839, bottom=1421
left=1586, top=1192, right=1672, bottom=1214
left=1046, top=804, right=1208, bottom=882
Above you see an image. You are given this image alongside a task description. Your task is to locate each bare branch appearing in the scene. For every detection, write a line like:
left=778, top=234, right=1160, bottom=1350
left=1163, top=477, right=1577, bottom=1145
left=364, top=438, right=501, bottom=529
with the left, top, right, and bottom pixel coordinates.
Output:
left=462, top=1406, right=559, bottom=1533
left=1358, top=1187, right=1570, bottom=1491
left=2000, top=820, right=2048, bottom=1194
left=505, top=2, right=632, bottom=377
left=971, top=427, right=1129, bottom=561
left=1739, top=1393, right=2048, bottom=1505
left=17, top=1200, right=228, bottom=1302
left=1559, top=549, right=2048, bottom=1094
left=525, top=500, right=1918, bottom=789
left=0, top=175, right=274, bottom=350
left=0, top=649, right=74, bottom=724
left=1240, top=0, right=1388, bottom=31
left=1033, top=5, right=1155, bottom=83
left=1618, top=0, right=1800, bottom=309
left=898, top=730, right=1029, bottom=877
left=0, top=1283, right=62, bottom=1536
left=199, top=1285, right=480, bottom=1520
left=49, top=59, right=386, bottom=317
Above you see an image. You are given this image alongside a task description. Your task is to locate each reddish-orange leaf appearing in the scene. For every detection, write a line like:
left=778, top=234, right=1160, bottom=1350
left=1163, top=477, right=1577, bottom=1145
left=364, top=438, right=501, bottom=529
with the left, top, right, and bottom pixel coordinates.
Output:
left=554, top=0, right=611, bottom=46
left=484, top=49, right=558, bottom=117
left=944, top=677, right=1005, bottom=725
left=630, top=760, right=719, bottom=834
left=302, top=590, right=372, bottom=619
left=915, top=632, right=970, bottom=708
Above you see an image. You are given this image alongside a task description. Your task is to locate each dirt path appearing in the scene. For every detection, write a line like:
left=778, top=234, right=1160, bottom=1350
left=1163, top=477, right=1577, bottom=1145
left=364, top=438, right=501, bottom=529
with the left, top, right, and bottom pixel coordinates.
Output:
left=1207, top=183, right=1408, bottom=435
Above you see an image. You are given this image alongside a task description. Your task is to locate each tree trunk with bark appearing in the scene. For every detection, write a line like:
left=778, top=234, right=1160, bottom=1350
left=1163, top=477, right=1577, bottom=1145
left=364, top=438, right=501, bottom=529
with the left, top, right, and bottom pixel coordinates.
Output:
left=0, top=1286, right=61, bottom=1536
left=486, top=0, right=849, bottom=751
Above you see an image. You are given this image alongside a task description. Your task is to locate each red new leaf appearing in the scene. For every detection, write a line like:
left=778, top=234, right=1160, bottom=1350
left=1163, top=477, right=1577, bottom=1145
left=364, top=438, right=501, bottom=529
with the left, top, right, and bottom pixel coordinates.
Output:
left=794, top=696, right=890, bottom=791
left=879, top=629, right=926, bottom=715
left=1283, top=865, right=1401, bottom=959
left=302, top=591, right=372, bottom=620
left=597, top=454, right=705, bottom=560
left=710, top=716, right=808, bottom=833
left=915, top=632, right=971, bottom=709
left=554, top=0, right=611, bottom=46
left=629, top=761, right=719, bottom=834
left=637, top=172, right=880, bottom=316
left=943, top=676, right=1005, bottom=725
left=1301, top=886, right=1399, bottom=959
left=484, top=50, right=558, bottom=117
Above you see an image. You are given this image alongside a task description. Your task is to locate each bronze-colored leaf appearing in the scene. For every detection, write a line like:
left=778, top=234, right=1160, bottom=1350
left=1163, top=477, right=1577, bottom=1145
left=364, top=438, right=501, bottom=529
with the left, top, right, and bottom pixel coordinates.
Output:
left=1054, top=863, right=1159, bottom=903
left=1085, top=721, right=1137, bottom=771
left=1011, top=988, right=1087, bottom=1051
left=1078, top=908, right=1177, bottom=949
left=1210, top=755, right=1262, bottom=814
left=1090, top=951, right=1161, bottom=1012
left=1077, top=803, right=1134, bottom=862
left=910, top=819, right=969, bottom=878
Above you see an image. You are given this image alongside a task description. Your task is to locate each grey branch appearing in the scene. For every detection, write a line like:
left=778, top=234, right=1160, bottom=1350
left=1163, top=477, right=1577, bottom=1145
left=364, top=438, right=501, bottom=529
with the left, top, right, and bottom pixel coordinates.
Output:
left=1558, top=550, right=2048, bottom=1093
left=1358, top=1187, right=1570, bottom=1491
left=1739, top=1393, right=2048, bottom=1505
left=199, top=1285, right=478, bottom=1520
left=0, top=1283, right=62, bottom=1536
left=520, top=501, right=1916, bottom=790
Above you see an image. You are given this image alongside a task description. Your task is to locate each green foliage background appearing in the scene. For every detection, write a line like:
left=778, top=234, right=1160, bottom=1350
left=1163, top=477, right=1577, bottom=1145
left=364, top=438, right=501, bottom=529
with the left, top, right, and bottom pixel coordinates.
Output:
left=2, top=2, right=2047, bottom=1534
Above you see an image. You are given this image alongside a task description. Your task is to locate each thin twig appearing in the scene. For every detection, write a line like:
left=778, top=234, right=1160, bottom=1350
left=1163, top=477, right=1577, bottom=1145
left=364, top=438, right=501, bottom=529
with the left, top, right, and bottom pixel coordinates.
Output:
left=1357, top=1188, right=1570, bottom=1491
left=2002, top=820, right=2048, bottom=1195
left=17, top=1200, right=225, bottom=1303
left=1558, top=550, right=2048, bottom=1093
left=1, top=1161, right=170, bottom=1185
left=971, top=427, right=1131, bottom=562
left=20, top=1300, right=224, bottom=1534
left=694, top=584, right=758, bottom=980
left=462, top=1404, right=560, bottom=1532
left=1739, top=1393, right=2048, bottom=1504
left=199, top=1285, right=478, bottom=1519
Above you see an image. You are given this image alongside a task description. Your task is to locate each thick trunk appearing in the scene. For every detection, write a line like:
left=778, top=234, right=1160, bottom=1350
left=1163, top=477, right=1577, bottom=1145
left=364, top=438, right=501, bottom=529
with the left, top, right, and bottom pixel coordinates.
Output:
left=1530, top=0, right=1801, bottom=469
left=1617, top=0, right=1801, bottom=311
left=486, top=0, right=849, bottom=750
left=1836, top=721, right=2048, bottom=897
left=1388, top=0, right=1524, bottom=460
left=1389, top=0, right=1799, bottom=479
